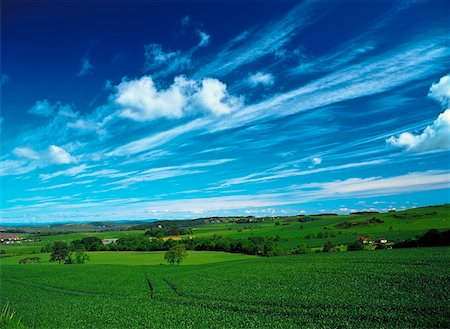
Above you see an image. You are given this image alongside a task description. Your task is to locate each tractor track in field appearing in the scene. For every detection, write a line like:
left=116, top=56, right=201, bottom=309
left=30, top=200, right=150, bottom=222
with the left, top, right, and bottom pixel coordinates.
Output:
left=144, top=273, right=154, bottom=299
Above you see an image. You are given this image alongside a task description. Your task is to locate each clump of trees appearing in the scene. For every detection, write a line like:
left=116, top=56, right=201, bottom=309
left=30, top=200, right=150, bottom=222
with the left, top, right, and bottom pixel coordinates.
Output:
left=105, top=235, right=282, bottom=256
left=347, top=240, right=364, bottom=251
left=144, top=227, right=193, bottom=238
left=322, top=241, right=337, bottom=252
left=164, top=244, right=188, bottom=265
left=304, top=231, right=337, bottom=239
left=394, top=229, right=450, bottom=248
left=70, top=237, right=104, bottom=251
left=18, top=256, right=41, bottom=264
left=48, top=241, right=90, bottom=264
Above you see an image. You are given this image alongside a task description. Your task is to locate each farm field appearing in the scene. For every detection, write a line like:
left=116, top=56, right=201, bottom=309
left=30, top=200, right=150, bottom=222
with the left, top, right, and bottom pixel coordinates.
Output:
left=0, top=250, right=255, bottom=266
left=2, top=205, right=449, bottom=256
left=1, top=247, right=449, bottom=328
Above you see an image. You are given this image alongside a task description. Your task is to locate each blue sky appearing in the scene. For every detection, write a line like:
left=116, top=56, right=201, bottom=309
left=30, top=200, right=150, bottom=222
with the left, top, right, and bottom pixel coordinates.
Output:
left=1, top=0, right=449, bottom=224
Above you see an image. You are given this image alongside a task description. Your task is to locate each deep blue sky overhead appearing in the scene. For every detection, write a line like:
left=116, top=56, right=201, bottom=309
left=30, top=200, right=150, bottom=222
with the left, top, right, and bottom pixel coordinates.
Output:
left=1, top=0, right=449, bottom=223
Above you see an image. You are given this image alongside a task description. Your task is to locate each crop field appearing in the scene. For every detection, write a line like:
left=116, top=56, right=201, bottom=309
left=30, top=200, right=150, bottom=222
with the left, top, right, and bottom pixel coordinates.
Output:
left=1, top=247, right=449, bottom=328
left=189, top=205, right=450, bottom=248
left=0, top=251, right=255, bottom=266
left=2, top=205, right=449, bottom=256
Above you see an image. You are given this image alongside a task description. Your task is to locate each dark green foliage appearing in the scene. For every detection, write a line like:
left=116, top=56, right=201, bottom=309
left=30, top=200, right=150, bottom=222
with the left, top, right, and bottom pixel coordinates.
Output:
left=144, top=226, right=193, bottom=238
left=164, top=244, right=187, bottom=265
left=335, top=217, right=384, bottom=229
left=322, top=240, right=336, bottom=252
left=395, top=229, right=450, bottom=248
left=18, top=257, right=40, bottom=264
left=293, top=244, right=309, bottom=254
left=74, top=249, right=90, bottom=264
left=49, top=241, right=69, bottom=264
left=347, top=240, right=364, bottom=251
left=40, top=243, right=52, bottom=253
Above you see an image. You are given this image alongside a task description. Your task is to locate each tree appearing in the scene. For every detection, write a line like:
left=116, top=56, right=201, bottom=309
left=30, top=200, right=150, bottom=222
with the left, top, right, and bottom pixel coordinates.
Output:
left=75, top=249, right=90, bottom=264
left=79, top=237, right=103, bottom=251
left=322, top=240, right=336, bottom=252
left=164, top=244, right=188, bottom=265
left=347, top=240, right=364, bottom=251
left=50, top=241, right=69, bottom=264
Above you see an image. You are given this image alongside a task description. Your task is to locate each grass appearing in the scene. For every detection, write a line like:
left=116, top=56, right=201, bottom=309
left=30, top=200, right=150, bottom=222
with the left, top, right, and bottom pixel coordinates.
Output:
left=0, top=303, right=27, bottom=329
left=0, top=251, right=255, bottom=266
left=1, top=247, right=449, bottom=328
left=2, top=205, right=449, bottom=255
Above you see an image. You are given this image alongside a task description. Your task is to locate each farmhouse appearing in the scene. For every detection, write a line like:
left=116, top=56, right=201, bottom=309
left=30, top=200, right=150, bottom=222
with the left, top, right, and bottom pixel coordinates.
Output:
left=0, top=233, right=23, bottom=244
left=357, top=236, right=374, bottom=244
left=377, top=237, right=388, bottom=244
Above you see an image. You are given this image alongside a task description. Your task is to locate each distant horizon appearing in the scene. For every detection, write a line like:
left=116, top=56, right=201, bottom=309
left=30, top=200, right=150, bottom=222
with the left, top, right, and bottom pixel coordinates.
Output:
left=1, top=203, right=447, bottom=227
left=1, top=0, right=449, bottom=224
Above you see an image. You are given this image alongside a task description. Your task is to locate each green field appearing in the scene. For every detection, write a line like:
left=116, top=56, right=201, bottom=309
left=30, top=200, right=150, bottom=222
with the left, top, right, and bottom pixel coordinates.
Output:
left=189, top=205, right=450, bottom=248
left=2, top=205, right=449, bottom=256
left=0, top=250, right=255, bottom=266
left=1, top=247, right=449, bottom=328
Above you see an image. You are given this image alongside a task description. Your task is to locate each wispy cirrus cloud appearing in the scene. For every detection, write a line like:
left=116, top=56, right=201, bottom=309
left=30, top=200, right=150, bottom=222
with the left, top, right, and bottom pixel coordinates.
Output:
left=3, top=170, right=448, bottom=223
left=77, top=55, right=93, bottom=77
left=28, top=99, right=55, bottom=117
left=106, top=159, right=233, bottom=188
left=211, top=35, right=450, bottom=132
left=28, top=179, right=95, bottom=192
left=216, top=159, right=386, bottom=189
left=106, top=118, right=209, bottom=157
left=194, top=0, right=323, bottom=78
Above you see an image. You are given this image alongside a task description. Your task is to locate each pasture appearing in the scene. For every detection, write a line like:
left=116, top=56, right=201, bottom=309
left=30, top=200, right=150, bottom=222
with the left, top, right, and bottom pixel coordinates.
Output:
left=2, top=205, right=449, bottom=256
left=1, top=247, right=449, bottom=328
left=0, top=250, right=255, bottom=266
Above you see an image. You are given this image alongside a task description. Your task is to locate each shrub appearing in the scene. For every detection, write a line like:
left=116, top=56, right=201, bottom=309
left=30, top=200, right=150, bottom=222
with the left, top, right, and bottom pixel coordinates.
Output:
left=347, top=240, right=364, bottom=251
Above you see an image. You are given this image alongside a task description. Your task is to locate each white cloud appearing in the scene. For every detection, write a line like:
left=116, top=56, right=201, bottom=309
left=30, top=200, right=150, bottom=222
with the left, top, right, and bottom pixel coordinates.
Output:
left=300, top=170, right=450, bottom=198
left=67, top=119, right=106, bottom=135
left=218, top=159, right=385, bottom=188
left=29, top=179, right=94, bottom=192
left=311, top=157, right=322, bottom=165
left=115, top=76, right=190, bottom=121
left=143, top=44, right=179, bottom=73
left=107, top=118, right=208, bottom=157
left=248, top=72, right=274, bottom=87
left=428, top=73, right=450, bottom=108
left=47, top=145, right=76, bottom=164
left=194, top=1, right=318, bottom=78
left=12, top=147, right=40, bottom=160
left=210, top=36, right=449, bottom=132
left=0, top=159, right=38, bottom=176
left=388, top=74, right=450, bottom=153
left=114, top=76, right=242, bottom=122
left=28, top=99, right=54, bottom=117
left=193, top=78, right=243, bottom=116
left=387, top=109, right=450, bottom=152
left=39, top=164, right=88, bottom=181
left=78, top=56, right=93, bottom=77
left=106, top=159, right=233, bottom=188
left=197, top=30, right=210, bottom=47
